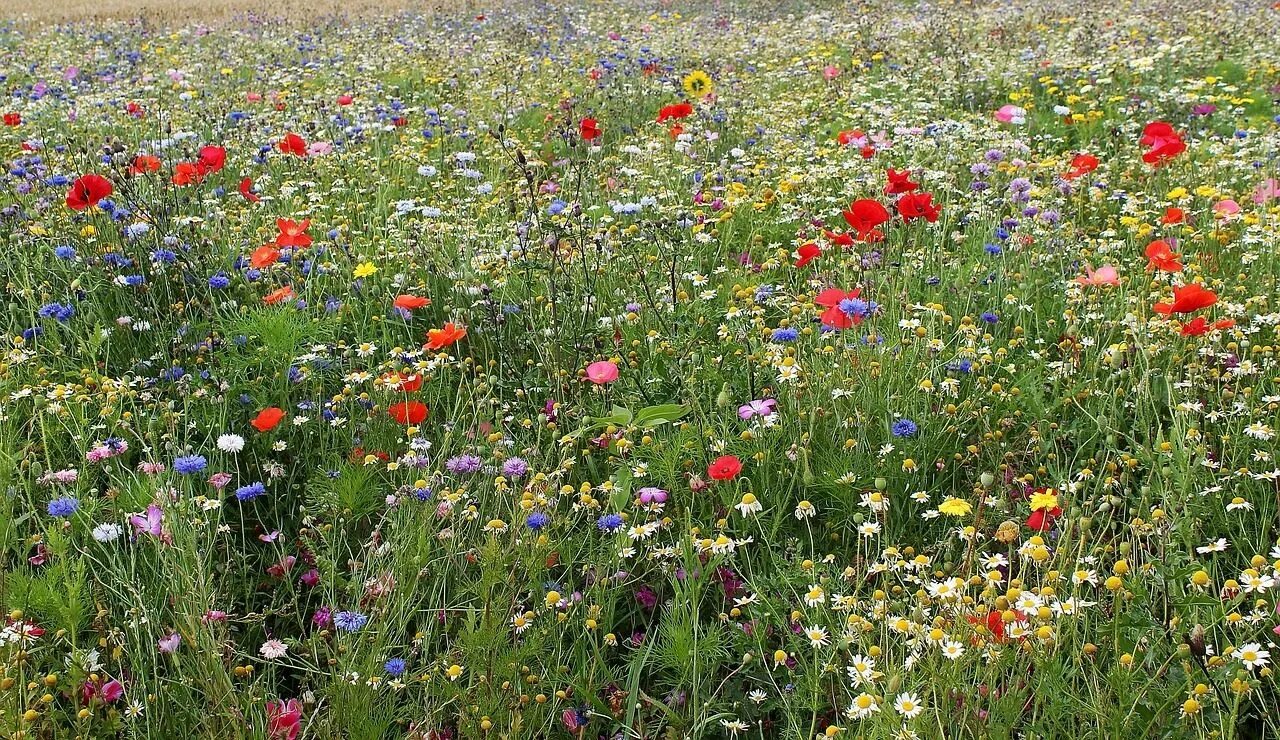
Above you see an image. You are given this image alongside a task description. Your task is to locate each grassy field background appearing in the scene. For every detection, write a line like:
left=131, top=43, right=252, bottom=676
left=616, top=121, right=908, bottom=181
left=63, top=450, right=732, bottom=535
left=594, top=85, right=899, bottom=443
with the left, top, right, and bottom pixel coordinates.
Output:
left=0, top=0, right=484, bottom=23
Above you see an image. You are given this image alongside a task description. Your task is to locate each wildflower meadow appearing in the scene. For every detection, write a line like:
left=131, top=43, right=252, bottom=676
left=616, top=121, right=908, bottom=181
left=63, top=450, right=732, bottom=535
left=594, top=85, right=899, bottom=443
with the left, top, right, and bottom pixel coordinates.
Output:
left=3, top=0, right=1280, bottom=737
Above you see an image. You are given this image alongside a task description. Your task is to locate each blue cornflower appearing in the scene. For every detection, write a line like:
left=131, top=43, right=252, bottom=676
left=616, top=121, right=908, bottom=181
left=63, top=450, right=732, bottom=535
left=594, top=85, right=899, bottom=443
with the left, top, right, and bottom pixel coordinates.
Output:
left=526, top=512, right=550, bottom=530
left=980, top=312, right=999, bottom=324
left=984, top=243, right=1002, bottom=255
left=47, top=496, right=80, bottom=517
left=384, top=658, right=406, bottom=676
left=596, top=513, right=624, bottom=533
left=891, top=419, right=919, bottom=438
left=235, top=482, right=266, bottom=501
left=54, top=245, right=77, bottom=260
left=151, top=248, right=177, bottom=263
left=173, top=455, right=208, bottom=475
left=37, top=302, right=75, bottom=322
left=208, top=273, right=231, bottom=289
left=333, top=611, right=369, bottom=632
left=772, top=327, right=799, bottom=342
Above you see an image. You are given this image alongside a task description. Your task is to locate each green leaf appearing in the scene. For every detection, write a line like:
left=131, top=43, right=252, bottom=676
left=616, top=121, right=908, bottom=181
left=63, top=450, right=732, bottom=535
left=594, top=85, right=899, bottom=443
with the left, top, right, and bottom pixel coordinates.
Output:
left=633, top=403, right=688, bottom=428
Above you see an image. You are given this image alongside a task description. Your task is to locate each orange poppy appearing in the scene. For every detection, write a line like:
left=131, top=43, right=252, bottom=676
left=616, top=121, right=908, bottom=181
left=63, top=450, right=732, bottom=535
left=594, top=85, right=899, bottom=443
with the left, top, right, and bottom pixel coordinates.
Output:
left=250, top=407, right=285, bottom=432
left=425, top=323, right=467, bottom=350
left=263, top=286, right=294, bottom=305
left=388, top=401, right=428, bottom=425
left=394, top=294, right=432, bottom=311
left=251, top=245, right=281, bottom=269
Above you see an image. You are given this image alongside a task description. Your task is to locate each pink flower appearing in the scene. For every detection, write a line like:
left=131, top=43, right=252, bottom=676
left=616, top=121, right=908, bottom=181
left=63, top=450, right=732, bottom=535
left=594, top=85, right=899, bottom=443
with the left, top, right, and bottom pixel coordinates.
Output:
left=1253, top=178, right=1279, bottom=204
left=307, top=141, right=333, bottom=156
left=1213, top=199, right=1240, bottom=218
left=738, top=398, right=777, bottom=420
left=267, top=698, right=303, bottom=740
left=208, top=472, right=233, bottom=489
left=100, top=679, right=124, bottom=703
left=585, top=361, right=619, bottom=385
left=823, top=65, right=840, bottom=80
left=993, top=105, right=1026, bottom=124
left=157, top=632, right=181, bottom=654
left=1075, top=264, right=1119, bottom=288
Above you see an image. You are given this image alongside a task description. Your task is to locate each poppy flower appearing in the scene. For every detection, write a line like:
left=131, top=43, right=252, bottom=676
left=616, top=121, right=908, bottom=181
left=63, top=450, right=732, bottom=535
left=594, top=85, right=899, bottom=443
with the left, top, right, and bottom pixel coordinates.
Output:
left=822, top=229, right=854, bottom=247
left=128, top=154, right=161, bottom=176
left=275, top=219, right=312, bottom=248
left=2, top=112, right=19, bottom=126
left=993, top=104, right=1026, bottom=124
left=814, top=287, right=867, bottom=330
left=393, top=294, right=432, bottom=311
left=1143, top=240, right=1182, bottom=272
left=795, top=242, right=820, bottom=268
left=1140, top=121, right=1186, bottom=166
left=267, top=698, right=302, bottom=740
left=239, top=177, right=260, bottom=202
left=263, top=286, right=294, bottom=305
left=388, top=401, right=428, bottom=425
left=251, top=245, right=281, bottom=269
left=250, top=407, right=286, bottom=432
left=896, top=192, right=940, bottom=222
left=884, top=168, right=919, bottom=194
left=1064, top=153, right=1099, bottom=180
left=172, top=161, right=202, bottom=186
left=425, top=322, right=467, bottom=350
left=1026, top=506, right=1063, bottom=532
left=1161, top=207, right=1185, bottom=225
left=337, top=94, right=354, bottom=105
left=1153, top=284, right=1217, bottom=315
left=391, top=373, right=424, bottom=392
left=579, top=117, right=602, bottom=142
left=707, top=455, right=742, bottom=481
left=197, top=145, right=226, bottom=175
left=1075, top=264, right=1119, bottom=288
left=278, top=132, right=308, bottom=156
left=841, top=199, right=890, bottom=241
left=585, top=361, right=619, bottom=385
left=656, top=102, right=693, bottom=122
left=1179, top=317, right=1235, bottom=336
left=837, top=129, right=866, bottom=147
left=65, top=174, right=113, bottom=210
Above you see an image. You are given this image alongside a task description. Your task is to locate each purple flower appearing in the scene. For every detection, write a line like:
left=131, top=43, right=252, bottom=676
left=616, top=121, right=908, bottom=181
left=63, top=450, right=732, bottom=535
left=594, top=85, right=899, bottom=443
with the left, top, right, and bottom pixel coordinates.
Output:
left=445, top=454, right=483, bottom=475
left=738, top=398, right=777, bottom=420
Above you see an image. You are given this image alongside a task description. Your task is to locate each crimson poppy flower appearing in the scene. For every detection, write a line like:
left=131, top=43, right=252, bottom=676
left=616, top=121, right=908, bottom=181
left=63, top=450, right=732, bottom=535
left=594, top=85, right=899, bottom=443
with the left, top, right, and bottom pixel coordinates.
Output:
left=251, top=245, right=281, bottom=269
left=1153, top=284, right=1217, bottom=315
left=263, top=286, right=294, bottom=305
left=859, top=145, right=876, bottom=159
left=388, top=401, right=429, bottom=425
left=396, top=374, right=424, bottom=392
left=814, top=287, right=865, bottom=330
left=841, top=199, right=890, bottom=241
left=2, top=113, right=19, bottom=126
left=822, top=229, right=854, bottom=247
left=337, top=94, right=354, bottom=105
left=836, top=129, right=864, bottom=146
left=795, top=242, right=820, bottom=268
left=172, top=161, right=202, bottom=186
left=707, top=454, right=742, bottom=481
left=1140, top=121, right=1186, bottom=166
left=884, top=168, right=919, bottom=194
left=275, top=219, right=312, bottom=248
left=394, top=294, right=432, bottom=311
left=129, top=154, right=162, bottom=176
left=656, top=102, right=693, bottom=122
left=1064, top=153, right=1098, bottom=180
left=197, top=145, right=226, bottom=175
left=1026, top=506, right=1062, bottom=532
left=278, top=132, right=307, bottom=156
left=579, top=117, right=602, bottom=141
left=896, top=192, right=940, bottom=222
left=239, top=177, right=260, bottom=202
left=426, top=322, right=467, bottom=350
left=1162, top=207, right=1185, bottom=225
left=250, top=407, right=286, bottom=432
left=1179, top=317, right=1234, bottom=336
left=66, top=174, right=113, bottom=210
left=1143, top=240, right=1182, bottom=272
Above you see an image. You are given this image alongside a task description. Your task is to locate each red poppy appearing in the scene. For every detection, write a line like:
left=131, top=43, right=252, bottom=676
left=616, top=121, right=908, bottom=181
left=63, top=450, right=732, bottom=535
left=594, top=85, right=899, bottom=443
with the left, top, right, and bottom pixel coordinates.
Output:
left=1026, top=506, right=1063, bottom=532
left=388, top=401, right=429, bottom=425
left=129, top=154, right=162, bottom=176
left=391, top=373, right=424, bottom=392
left=394, top=294, right=432, bottom=311
left=425, top=322, right=467, bottom=350
left=171, top=161, right=202, bottom=186
left=668, top=124, right=684, bottom=140
left=1143, top=240, right=1182, bottom=272
left=2, top=113, right=19, bottom=126
left=66, top=174, right=113, bottom=210
left=251, top=245, right=281, bottom=269
left=337, top=94, right=354, bottom=105
left=1179, top=317, right=1234, bottom=336
left=884, top=168, right=919, bottom=194
left=263, top=286, right=294, bottom=305
left=814, top=287, right=863, bottom=330
left=859, top=145, right=876, bottom=159
left=197, top=145, right=226, bottom=175
left=1161, top=207, right=1185, bottom=225
left=1153, top=284, right=1217, bottom=315
left=278, top=132, right=308, bottom=156
left=579, top=117, right=602, bottom=142
left=656, top=102, right=693, bottom=123
left=795, top=242, right=820, bottom=268
left=707, top=454, right=742, bottom=481
left=126, top=101, right=144, bottom=117
left=836, top=129, right=864, bottom=146
left=250, top=407, right=286, bottom=432
left=1140, top=121, right=1186, bottom=166
left=822, top=229, right=854, bottom=247
left=1064, top=153, right=1099, bottom=180
left=239, top=177, right=260, bottom=203
left=896, top=192, right=940, bottom=222
left=841, top=199, right=890, bottom=242
left=275, top=219, right=312, bottom=248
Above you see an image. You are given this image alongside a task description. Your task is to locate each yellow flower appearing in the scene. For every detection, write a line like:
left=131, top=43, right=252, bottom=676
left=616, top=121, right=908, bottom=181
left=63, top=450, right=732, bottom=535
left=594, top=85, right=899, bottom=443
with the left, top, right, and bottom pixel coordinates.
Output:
left=1029, top=490, right=1059, bottom=511
left=445, top=664, right=465, bottom=681
left=354, top=261, right=378, bottom=278
left=682, top=70, right=713, bottom=97
left=938, top=498, right=973, bottom=517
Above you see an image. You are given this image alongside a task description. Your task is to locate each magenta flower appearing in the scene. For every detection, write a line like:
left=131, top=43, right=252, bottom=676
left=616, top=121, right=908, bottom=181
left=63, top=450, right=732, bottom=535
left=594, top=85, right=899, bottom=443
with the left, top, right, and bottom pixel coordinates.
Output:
left=738, top=398, right=777, bottom=420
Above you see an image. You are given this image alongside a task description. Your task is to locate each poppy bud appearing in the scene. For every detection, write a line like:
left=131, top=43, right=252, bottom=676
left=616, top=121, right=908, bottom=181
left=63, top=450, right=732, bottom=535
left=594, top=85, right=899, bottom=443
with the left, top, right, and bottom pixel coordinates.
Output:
left=874, top=477, right=887, bottom=491
left=980, top=472, right=995, bottom=487
left=715, top=383, right=731, bottom=407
